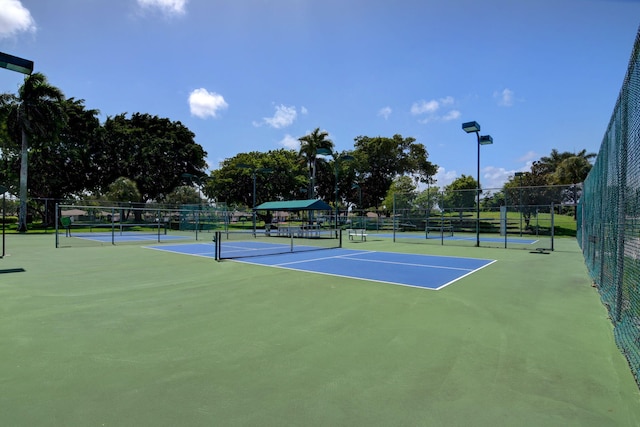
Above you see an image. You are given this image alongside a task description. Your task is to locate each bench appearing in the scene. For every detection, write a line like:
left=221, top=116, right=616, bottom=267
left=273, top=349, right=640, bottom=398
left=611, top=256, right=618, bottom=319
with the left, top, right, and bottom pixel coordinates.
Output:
left=348, top=228, right=367, bottom=241
left=398, top=223, right=417, bottom=232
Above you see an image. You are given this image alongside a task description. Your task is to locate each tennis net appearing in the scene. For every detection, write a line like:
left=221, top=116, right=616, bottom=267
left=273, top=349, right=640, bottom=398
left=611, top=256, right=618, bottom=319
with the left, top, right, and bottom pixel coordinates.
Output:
left=214, top=228, right=342, bottom=260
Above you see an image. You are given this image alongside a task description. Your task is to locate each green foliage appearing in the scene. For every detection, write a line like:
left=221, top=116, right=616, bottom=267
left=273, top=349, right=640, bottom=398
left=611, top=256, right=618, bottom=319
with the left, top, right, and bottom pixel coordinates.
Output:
left=0, top=72, right=66, bottom=231
left=0, top=215, right=18, bottom=224
left=414, top=186, right=441, bottom=211
left=105, top=177, right=141, bottom=203
left=164, top=185, right=201, bottom=206
left=297, top=128, right=334, bottom=197
left=207, top=149, right=307, bottom=207
left=442, top=175, right=477, bottom=210
left=351, top=134, right=437, bottom=209
left=97, top=113, right=207, bottom=202
left=382, top=176, right=417, bottom=211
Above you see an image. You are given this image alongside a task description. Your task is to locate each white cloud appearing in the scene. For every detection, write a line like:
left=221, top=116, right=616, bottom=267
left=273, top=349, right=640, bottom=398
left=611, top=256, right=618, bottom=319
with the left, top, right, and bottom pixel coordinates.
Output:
left=440, top=96, right=454, bottom=105
left=254, top=104, right=298, bottom=129
left=433, top=166, right=458, bottom=187
left=188, top=88, right=228, bottom=119
left=517, top=150, right=537, bottom=163
left=441, top=110, right=461, bottom=121
left=300, top=106, right=308, bottom=115
left=0, top=0, right=36, bottom=39
left=137, top=0, right=187, bottom=16
left=411, top=97, right=459, bottom=124
left=378, top=106, right=392, bottom=120
left=411, top=100, right=440, bottom=115
left=279, top=134, right=300, bottom=150
left=494, top=88, right=515, bottom=107
left=482, top=166, right=515, bottom=189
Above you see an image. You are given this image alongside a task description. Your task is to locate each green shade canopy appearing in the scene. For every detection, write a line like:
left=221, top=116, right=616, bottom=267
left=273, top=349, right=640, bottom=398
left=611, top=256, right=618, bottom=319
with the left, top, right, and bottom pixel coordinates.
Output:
left=254, top=199, right=332, bottom=211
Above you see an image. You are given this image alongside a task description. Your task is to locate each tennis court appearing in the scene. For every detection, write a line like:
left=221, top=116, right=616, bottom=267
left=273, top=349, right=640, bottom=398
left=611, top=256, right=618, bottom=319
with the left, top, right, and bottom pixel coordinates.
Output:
left=64, top=231, right=193, bottom=243
left=376, top=232, right=539, bottom=245
left=145, top=242, right=496, bottom=290
left=3, top=234, right=640, bottom=426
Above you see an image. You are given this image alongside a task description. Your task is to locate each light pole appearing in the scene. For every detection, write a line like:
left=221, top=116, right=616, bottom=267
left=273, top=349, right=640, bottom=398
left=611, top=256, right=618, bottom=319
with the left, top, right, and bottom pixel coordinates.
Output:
left=238, top=164, right=272, bottom=233
left=332, top=154, right=354, bottom=231
left=515, top=172, right=524, bottom=236
left=1, top=52, right=33, bottom=234
left=462, top=121, right=493, bottom=247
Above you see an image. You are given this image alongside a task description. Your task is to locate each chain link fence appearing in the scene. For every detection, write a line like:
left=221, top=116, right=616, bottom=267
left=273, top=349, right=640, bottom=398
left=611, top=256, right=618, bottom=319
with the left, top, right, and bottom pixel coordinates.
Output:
left=578, top=26, right=640, bottom=385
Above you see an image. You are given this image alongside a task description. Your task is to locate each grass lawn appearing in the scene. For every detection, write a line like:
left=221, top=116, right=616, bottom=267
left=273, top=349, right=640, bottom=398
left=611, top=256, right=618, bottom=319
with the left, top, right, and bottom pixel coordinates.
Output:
left=1, top=233, right=639, bottom=426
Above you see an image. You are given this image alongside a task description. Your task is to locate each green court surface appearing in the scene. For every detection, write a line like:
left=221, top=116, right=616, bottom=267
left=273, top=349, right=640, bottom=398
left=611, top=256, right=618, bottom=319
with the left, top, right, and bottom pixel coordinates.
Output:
left=1, top=234, right=640, bottom=426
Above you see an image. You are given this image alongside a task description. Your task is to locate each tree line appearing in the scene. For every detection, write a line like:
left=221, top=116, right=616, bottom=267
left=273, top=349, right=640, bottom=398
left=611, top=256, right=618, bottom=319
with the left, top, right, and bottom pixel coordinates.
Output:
left=0, top=73, right=595, bottom=230
left=0, top=73, right=438, bottom=229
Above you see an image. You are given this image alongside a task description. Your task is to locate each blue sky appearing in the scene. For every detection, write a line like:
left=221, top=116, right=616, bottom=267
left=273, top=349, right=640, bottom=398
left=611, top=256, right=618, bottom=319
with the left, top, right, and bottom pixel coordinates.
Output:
left=1, top=0, right=639, bottom=190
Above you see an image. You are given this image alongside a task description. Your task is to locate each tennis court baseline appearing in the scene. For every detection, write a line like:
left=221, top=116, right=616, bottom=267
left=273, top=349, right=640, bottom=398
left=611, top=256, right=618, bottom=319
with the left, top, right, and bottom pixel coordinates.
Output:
left=146, top=243, right=496, bottom=290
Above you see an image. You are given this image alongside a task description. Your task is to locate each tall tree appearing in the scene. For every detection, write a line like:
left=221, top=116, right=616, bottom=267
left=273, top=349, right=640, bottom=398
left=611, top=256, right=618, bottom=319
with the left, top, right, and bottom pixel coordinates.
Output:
left=538, top=149, right=596, bottom=177
left=382, top=175, right=418, bottom=212
left=351, top=134, right=437, bottom=209
left=0, top=73, right=65, bottom=231
left=27, top=98, right=101, bottom=224
left=98, top=113, right=207, bottom=202
left=206, top=149, right=307, bottom=207
left=442, top=175, right=477, bottom=211
left=297, top=128, right=334, bottom=198
left=553, top=155, right=593, bottom=185
left=314, top=150, right=357, bottom=208
left=414, top=186, right=441, bottom=212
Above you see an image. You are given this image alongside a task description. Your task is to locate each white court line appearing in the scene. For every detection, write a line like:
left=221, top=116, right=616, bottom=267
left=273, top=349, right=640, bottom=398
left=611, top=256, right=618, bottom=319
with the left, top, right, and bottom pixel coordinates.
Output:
left=333, top=256, right=475, bottom=271
left=273, top=251, right=375, bottom=266
left=274, top=250, right=476, bottom=272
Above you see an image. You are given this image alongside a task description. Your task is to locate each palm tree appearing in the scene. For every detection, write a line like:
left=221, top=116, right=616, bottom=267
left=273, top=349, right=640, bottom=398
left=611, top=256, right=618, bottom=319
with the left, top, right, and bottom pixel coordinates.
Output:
left=538, top=148, right=596, bottom=177
left=0, top=73, right=65, bottom=231
left=554, top=156, right=593, bottom=185
left=297, top=128, right=334, bottom=199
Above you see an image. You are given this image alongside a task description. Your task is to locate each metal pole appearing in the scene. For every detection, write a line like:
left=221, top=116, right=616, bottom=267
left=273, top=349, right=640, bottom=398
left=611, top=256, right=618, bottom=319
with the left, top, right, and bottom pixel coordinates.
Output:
left=335, top=165, right=338, bottom=232
left=3, top=194, right=7, bottom=255
left=252, top=172, right=257, bottom=234
left=476, top=133, right=480, bottom=247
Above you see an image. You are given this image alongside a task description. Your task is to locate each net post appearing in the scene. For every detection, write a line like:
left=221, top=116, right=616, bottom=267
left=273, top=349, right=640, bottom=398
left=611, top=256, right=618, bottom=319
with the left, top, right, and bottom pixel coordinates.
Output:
left=290, top=229, right=294, bottom=252
left=157, top=209, right=161, bottom=243
left=55, top=203, right=59, bottom=248
left=214, top=231, right=222, bottom=261
left=550, top=202, right=555, bottom=252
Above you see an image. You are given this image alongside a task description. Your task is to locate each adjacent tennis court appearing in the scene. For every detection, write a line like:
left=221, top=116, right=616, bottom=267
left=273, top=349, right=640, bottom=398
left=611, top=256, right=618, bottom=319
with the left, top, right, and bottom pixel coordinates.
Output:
left=376, top=232, right=540, bottom=245
left=145, top=242, right=496, bottom=290
left=64, top=231, right=193, bottom=243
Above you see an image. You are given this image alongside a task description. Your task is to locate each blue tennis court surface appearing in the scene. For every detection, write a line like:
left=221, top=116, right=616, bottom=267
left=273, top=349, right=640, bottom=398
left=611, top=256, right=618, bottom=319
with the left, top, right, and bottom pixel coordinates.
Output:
left=377, top=233, right=539, bottom=244
left=145, top=243, right=496, bottom=290
left=64, top=232, right=192, bottom=243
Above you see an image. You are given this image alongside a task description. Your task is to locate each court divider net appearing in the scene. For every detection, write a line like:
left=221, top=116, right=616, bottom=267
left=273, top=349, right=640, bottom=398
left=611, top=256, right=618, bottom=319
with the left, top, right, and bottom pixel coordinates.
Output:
left=214, top=228, right=342, bottom=261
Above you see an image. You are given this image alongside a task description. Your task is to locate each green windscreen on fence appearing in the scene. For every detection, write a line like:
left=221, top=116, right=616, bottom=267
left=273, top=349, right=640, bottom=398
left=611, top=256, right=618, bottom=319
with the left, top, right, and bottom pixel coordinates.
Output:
left=578, top=26, right=640, bottom=385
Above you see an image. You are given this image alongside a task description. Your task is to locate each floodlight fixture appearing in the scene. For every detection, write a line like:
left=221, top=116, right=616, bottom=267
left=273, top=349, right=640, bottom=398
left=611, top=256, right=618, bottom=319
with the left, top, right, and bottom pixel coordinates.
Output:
left=0, top=51, right=33, bottom=75
left=462, top=121, right=481, bottom=133
left=479, top=135, right=493, bottom=145
left=462, top=120, right=494, bottom=247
